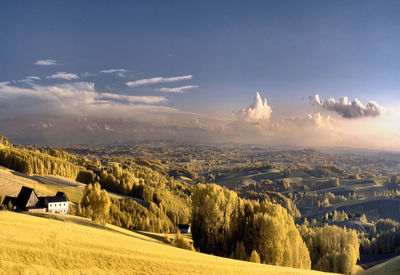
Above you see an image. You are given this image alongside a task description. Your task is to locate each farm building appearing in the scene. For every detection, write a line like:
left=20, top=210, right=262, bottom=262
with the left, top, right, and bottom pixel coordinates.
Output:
left=178, top=224, right=191, bottom=234
left=2, top=187, right=69, bottom=214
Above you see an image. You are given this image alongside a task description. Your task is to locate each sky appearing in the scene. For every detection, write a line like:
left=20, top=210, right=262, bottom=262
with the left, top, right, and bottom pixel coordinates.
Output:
left=0, top=1, right=400, bottom=150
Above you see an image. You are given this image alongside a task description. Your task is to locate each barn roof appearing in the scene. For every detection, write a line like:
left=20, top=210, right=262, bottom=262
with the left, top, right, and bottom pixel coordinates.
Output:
left=16, top=187, right=38, bottom=208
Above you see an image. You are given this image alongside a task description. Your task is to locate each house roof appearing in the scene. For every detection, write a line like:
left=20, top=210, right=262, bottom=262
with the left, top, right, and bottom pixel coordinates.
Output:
left=45, top=195, right=68, bottom=203
left=178, top=224, right=190, bottom=229
left=16, top=186, right=38, bottom=208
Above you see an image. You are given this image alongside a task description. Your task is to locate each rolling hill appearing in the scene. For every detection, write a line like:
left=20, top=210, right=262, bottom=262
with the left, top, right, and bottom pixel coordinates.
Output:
left=0, top=211, right=334, bottom=274
left=356, top=255, right=400, bottom=275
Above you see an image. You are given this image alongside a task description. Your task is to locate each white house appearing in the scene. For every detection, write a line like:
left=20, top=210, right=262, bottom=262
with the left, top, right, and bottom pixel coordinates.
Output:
left=44, top=192, right=69, bottom=214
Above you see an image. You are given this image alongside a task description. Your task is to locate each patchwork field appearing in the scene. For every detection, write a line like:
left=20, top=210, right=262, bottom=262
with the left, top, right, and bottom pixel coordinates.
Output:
left=0, top=211, right=334, bottom=275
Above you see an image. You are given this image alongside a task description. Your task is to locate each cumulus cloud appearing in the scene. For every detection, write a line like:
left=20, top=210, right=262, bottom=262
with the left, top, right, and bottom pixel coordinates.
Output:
left=236, top=92, right=272, bottom=122
left=158, top=85, right=198, bottom=93
left=100, top=69, right=129, bottom=78
left=35, top=59, right=56, bottom=66
left=47, top=72, right=79, bottom=80
left=126, top=75, right=192, bottom=87
left=310, top=94, right=383, bottom=119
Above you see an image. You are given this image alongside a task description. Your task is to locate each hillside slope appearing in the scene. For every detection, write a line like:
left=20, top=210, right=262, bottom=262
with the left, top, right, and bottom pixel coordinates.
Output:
left=0, top=211, right=334, bottom=274
left=356, top=255, right=400, bottom=275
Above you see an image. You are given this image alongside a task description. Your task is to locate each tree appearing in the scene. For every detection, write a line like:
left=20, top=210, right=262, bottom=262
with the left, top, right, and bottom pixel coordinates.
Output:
left=80, top=183, right=111, bottom=224
left=250, top=250, right=261, bottom=263
left=76, top=170, right=95, bottom=184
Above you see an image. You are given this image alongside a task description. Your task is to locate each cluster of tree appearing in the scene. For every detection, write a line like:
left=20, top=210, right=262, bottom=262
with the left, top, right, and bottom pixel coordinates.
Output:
left=79, top=183, right=111, bottom=224
left=293, top=192, right=347, bottom=212
left=76, top=170, right=95, bottom=184
left=387, top=176, right=400, bottom=191
left=309, top=178, right=340, bottom=191
left=239, top=190, right=301, bottom=218
left=0, top=144, right=80, bottom=178
left=308, top=165, right=346, bottom=178
left=324, top=210, right=349, bottom=222
left=298, top=223, right=359, bottom=274
left=95, top=161, right=191, bottom=227
left=360, top=219, right=400, bottom=255
left=77, top=182, right=178, bottom=233
left=191, top=184, right=311, bottom=269
left=0, top=136, right=12, bottom=149
left=107, top=198, right=176, bottom=233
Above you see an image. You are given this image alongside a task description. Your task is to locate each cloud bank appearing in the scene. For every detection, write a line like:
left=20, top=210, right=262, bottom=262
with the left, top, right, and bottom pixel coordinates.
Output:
left=310, top=94, right=383, bottom=118
left=126, top=75, right=192, bottom=87
left=0, top=81, right=171, bottom=116
left=236, top=92, right=272, bottom=122
left=35, top=59, right=56, bottom=66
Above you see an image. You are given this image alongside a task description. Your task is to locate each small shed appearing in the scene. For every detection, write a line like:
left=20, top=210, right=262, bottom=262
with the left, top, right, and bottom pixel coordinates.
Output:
left=178, top=224, right=191, bottom=234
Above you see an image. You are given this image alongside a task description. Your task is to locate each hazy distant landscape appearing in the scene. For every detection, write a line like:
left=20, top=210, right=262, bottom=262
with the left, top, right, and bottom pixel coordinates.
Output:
left=2, top=0, right=400, bottom=274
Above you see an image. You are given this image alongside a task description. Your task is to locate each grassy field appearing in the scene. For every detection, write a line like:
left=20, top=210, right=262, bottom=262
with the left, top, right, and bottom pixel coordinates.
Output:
left=356, top=255, right=400, bottom=275
left=0, top=166, right=84, bottom=203
left=0, top=211, right=335, bottom=275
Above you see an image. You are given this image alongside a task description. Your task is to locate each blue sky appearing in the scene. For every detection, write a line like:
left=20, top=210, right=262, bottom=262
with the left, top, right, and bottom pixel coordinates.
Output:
left=1, top=1, right=400, bottom=148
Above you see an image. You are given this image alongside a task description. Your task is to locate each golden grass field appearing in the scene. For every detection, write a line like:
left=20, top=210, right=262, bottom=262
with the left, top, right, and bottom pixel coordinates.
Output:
left=0, top=211, right=337, bottom=275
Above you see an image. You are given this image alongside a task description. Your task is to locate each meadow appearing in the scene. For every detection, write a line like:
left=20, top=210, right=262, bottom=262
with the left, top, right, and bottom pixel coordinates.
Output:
left=0, top=211, right=334, bottom=275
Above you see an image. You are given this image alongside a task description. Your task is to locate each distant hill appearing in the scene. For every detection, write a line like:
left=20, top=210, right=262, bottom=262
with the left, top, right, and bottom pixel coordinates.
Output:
left=356, top=255, right=400, bottom=275
left=0, top=211, right=334, bottom=274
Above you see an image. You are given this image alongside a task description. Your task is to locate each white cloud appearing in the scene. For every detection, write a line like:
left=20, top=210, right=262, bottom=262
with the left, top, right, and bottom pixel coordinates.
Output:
left=0, top=81, right=171, bottom=116
left=100, top=93, right=167, bottom=104
left=100, top=69, right=129, bottom=77
left=35, top=59, right=56, bottom=66
left=236, top=92, right=272, bottom=122
left=158, top=85, right=198, bottom=93
left=47, top=72, right=79, bottom=80
left=310, top=94, right=383, bottom=118
left=26, top=76, right=40, bottom=80
left=126, top=75, right=192, bottom=87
